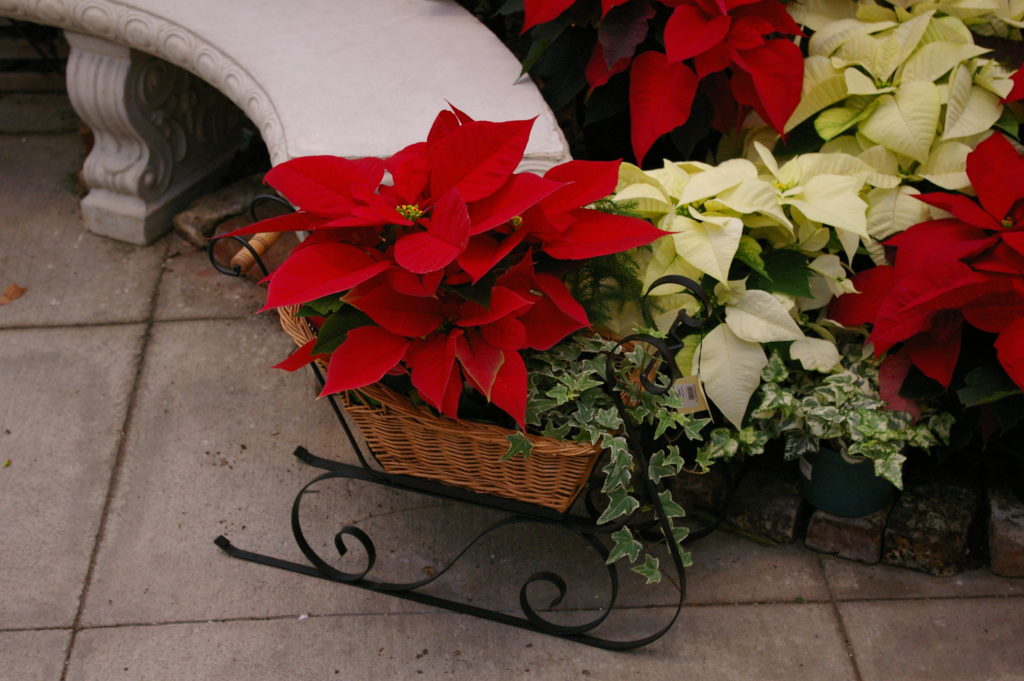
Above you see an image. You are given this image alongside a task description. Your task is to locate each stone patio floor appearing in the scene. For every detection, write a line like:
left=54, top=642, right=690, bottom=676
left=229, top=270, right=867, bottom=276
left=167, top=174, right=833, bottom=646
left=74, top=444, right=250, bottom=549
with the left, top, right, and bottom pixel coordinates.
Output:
left=2, top=94, right=1023, bottom=681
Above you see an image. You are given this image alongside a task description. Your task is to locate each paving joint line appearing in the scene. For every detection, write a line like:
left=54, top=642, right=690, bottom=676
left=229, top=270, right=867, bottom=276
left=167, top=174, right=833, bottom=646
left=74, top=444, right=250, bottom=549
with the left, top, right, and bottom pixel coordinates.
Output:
left=816, top=555, right=866, bottom=681
left=0, top=315, right=258, bottom=332
left=0, top=128, right=81, bottom=136
left=58, top=245, right=169, bottom=681
left=48, top=596, right=903, bottom=635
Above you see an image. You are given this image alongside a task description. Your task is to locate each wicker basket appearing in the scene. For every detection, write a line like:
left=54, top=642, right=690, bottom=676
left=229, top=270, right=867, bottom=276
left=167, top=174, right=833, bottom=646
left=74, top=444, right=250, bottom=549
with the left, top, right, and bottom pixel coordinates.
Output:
left=278, top=306, right=603, bottom=512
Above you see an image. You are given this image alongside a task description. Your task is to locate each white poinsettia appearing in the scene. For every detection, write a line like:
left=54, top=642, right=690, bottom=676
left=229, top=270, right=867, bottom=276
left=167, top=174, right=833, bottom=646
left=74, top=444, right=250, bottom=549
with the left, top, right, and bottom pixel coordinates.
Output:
left=753, top=142, right=872, bottom=250
left=784, top=1, right=1015, bottom=190
left=610, top=145, right=881, bottom=428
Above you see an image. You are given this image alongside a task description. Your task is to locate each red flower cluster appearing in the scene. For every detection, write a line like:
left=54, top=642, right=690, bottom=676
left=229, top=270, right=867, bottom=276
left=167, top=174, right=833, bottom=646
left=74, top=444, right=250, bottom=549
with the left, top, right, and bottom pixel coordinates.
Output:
left=523, top=0, right=803, bottom=164
left=830, top=134, right=1024, bottom=395
left=229, top=108, right=663, bottom=426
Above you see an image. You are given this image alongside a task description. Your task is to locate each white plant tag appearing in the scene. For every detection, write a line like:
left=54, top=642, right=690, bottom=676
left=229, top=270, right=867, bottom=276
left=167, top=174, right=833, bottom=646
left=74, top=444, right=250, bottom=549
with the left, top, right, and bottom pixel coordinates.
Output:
left=672, top=375, right=709, bottom=415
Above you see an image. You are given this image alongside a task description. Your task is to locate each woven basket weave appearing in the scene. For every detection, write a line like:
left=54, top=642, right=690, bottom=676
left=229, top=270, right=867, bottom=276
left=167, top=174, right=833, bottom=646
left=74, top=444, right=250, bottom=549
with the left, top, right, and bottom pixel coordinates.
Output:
left=278, top=306, right=602, bottom=512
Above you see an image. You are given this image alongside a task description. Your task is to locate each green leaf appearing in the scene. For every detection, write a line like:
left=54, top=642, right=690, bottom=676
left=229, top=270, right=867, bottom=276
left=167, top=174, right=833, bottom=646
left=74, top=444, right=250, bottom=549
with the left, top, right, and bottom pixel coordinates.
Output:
left=750, top=249, right=813, bottom=298
left=734, top=236, right=770, bottom=279
left=532, top=25, right=589, bottom=110
left=957, top=366, right=1023, bottom=407
left=595, top=407, right=622, bottom=430
left=503, top=431, right=534, bottom=461
left=657, top=490, right=686, bottom=519
left=994, top=107, right=1021, bottom=138
left=497, top=0, right=523, bottom=15
left=312, top=307, right=374, bottom=355
left=597, top=489, right=641, bottom=525
left=606, top=527, right=643, bottom=564
left=683, top=416, right=712, bottom=441
left=519, top=12, right=571, bottom=74
left=541, top=419, right=573, bottom=440
left=297, top=294, right=346, bottom=317
left=631, top=554, right=663, bottom=584
left=601, top=462, right=632, bottom=493
left=815, top=103, right=877, bottom=141
left=648, top=449, right=683, bottom=484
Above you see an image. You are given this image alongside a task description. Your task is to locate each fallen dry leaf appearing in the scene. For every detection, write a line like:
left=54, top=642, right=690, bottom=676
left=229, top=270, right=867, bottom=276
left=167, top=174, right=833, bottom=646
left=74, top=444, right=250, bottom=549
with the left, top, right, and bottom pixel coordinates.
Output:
left=0, top=283, right=27, bottom=305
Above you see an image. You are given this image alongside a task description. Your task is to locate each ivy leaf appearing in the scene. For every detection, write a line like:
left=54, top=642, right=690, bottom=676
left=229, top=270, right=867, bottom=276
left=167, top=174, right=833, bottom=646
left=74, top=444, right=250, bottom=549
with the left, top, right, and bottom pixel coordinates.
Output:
left=631, top=554, right=662, bottom=584
left=658, top=490, right=686, bottom=519
left=606, top=527, right=643, bottom=564
left=602, top=460, right=633, bottom=493
left=503, top=431, right=534, bottom=461
left=597, top=489, right=641, bottom=524
left=670, top=525, right=690, bottom=546
left=683, top=416, right=712, bottom=441
left=648, top=449, right=680, bottom=484
left=595, top=407, right=622, bottom=430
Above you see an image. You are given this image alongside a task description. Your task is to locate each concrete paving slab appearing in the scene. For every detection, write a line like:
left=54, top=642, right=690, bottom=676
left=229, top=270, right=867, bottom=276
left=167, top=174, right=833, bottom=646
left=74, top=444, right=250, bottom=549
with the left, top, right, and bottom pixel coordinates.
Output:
left=66, top=603, right=855, bottom=681
left=153, top=236, right=284, bottom=321
left=684, top=531, right=831, bottom=604
left=0, top=325, right=145, bottom=628
left=81, top=318, right=451, bottom=626
left=0, top=134, right=166, bottom=327
left=821, top=555, right=1024, bottom=600
left=0, top=629, right=72, bottom=681
left=839, top=597, right=1024, bottom=681
left=0, top=92, right=79, bottom=134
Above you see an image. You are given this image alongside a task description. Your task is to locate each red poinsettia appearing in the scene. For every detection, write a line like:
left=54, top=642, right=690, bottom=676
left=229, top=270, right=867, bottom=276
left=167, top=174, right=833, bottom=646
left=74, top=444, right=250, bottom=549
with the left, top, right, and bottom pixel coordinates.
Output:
left=227, top=108, right=663, bottom=426
left=520, top=0, right=803, bottom=164
left=830, top=133, right=1024, bottom=393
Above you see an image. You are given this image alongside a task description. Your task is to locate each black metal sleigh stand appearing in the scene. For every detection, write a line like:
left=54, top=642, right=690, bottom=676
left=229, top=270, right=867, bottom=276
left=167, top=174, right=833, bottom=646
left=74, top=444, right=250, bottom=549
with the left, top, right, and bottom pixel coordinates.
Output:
left=207, top=209, right=726, bottom=650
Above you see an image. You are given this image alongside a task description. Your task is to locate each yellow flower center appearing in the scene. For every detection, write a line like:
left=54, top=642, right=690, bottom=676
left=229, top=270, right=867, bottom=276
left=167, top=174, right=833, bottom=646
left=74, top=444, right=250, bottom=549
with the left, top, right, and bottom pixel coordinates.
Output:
left=396, top=204, right=423, bottom=221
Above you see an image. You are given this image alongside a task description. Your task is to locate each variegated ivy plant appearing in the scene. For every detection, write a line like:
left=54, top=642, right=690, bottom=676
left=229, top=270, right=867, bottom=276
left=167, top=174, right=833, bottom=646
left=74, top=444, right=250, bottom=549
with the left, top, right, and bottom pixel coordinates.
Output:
left=700, top=345, right=955, bottom=489
left=608, top=143, right=918, bottom=429
left=513, top=333, right=711, bottom=583
left=785, top=0, right=1018, bottom=192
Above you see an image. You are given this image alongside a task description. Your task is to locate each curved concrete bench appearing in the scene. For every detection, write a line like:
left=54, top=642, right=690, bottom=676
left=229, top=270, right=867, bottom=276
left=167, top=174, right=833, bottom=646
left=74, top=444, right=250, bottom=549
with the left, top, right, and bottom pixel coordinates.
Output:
left=0, top=0, right=569, bottom=243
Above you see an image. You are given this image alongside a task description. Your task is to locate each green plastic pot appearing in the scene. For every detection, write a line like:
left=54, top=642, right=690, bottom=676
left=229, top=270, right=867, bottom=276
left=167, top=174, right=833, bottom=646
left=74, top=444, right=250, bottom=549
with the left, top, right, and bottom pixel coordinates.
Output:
left=798, top=447, right=896, bottom=517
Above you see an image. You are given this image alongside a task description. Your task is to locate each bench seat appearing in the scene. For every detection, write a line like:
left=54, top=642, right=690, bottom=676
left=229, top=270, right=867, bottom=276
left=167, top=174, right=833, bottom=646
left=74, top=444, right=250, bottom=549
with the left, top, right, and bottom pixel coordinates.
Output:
left=0, top=0, right=569, bottom=243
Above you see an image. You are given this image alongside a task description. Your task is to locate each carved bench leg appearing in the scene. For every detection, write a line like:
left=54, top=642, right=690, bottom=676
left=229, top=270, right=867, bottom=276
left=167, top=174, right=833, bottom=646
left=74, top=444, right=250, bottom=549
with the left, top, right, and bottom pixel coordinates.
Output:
left=64, top=31, right=244, bottom=244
